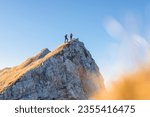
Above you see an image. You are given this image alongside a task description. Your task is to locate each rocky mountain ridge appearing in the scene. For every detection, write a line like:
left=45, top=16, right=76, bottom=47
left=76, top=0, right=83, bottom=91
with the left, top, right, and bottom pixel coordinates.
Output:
left=0, top=39, right=104, bottom=99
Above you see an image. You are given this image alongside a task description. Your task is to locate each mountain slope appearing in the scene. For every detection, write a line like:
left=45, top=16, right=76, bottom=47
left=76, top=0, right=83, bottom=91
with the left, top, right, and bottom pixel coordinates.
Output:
left=0, top=39, right=104, bottom=100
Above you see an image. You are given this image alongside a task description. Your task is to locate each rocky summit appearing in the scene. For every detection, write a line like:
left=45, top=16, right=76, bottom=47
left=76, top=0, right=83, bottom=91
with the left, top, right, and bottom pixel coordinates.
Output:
left=0, top=39, right=104, bottom=100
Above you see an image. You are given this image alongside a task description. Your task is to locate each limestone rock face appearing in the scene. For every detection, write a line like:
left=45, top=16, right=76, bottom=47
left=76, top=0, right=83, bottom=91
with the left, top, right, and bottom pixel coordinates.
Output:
left=0, top=39, right=104, bottom=100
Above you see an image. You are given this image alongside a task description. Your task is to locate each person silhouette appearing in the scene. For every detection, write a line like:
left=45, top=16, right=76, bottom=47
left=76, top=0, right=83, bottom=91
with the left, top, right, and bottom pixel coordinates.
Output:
left=64, top=34, right=68, bottom=43
left=70, top=33, right=73, bottom=41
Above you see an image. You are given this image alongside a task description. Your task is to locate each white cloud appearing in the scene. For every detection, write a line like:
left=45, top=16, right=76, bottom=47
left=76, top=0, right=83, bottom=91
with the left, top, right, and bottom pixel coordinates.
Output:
left=102, top=15, right=150, bottom=86
left=104, top=17, right=127, bottom=40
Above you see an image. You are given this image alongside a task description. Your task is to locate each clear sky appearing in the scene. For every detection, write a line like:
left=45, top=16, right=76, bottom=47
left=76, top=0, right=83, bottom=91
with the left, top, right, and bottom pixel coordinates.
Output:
left=0, top=0, right=150, bottom=85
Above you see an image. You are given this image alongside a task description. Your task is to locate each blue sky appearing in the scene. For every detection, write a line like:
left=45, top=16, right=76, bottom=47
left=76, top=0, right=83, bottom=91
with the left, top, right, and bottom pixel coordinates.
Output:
left=0, top=0, right=150, bottom=84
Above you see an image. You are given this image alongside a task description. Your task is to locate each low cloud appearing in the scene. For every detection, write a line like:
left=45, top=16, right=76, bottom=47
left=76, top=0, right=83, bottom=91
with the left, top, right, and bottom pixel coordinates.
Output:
left=90, top=65, right=150, bottom=100
left=102, top=14, right=150, bottom=85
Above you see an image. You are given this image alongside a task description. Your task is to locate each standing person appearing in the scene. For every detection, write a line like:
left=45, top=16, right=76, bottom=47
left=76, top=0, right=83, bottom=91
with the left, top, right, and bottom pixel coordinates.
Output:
left=64, top=34, right=68, bottom=43
left=70, top=33, right=73, bottom=41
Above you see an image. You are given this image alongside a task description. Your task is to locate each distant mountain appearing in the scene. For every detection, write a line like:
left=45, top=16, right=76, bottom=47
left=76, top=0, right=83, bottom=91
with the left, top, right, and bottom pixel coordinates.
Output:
left=0, top=39, right=104, bottom=100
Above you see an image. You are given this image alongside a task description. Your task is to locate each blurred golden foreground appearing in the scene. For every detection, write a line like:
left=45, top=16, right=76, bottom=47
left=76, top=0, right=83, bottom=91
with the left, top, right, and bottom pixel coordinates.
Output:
left=91, top=64, right=150, bottom=100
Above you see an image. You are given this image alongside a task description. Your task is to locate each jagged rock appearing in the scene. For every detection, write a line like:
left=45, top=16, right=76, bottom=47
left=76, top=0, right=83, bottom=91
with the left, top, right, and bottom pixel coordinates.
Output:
left=20, top=48, right=50, bottom=68
left=0, top=39, right=104, bottom=100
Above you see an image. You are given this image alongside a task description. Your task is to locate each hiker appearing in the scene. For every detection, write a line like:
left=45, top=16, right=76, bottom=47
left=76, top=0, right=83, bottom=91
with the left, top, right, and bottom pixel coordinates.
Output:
left=64, top=34, right=68, bottom=43
left=70, top=33, right=73, bottom=41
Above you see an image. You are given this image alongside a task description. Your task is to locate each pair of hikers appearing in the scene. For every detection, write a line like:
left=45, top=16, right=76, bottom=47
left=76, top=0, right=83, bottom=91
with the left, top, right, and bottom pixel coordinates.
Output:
left=64, top=33, right=73, bottom=43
